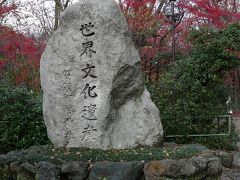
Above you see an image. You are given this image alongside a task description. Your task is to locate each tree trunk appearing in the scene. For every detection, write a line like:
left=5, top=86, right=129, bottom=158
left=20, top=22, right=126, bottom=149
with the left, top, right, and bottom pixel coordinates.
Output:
left=54, top=0, right=63, bottom=30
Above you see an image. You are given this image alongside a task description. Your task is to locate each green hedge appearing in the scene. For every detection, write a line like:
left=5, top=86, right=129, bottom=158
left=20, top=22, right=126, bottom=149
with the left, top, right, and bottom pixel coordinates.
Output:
left=147, top=23, right=240, bottom=150
left=0, top=80, right=49, bottom=153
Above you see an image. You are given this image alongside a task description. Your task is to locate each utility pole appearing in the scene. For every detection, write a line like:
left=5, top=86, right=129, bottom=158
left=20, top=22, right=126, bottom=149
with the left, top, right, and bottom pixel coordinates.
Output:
left=170, top=0, right=176, bottom=62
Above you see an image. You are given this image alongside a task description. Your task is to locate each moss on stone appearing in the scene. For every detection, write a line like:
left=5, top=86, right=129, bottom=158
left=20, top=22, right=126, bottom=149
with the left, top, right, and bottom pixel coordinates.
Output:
left=0, top=164, right=11, bottom=180
left=16, top=171, right=35, bottom=180
left=1, top=144, right=207, bottom=165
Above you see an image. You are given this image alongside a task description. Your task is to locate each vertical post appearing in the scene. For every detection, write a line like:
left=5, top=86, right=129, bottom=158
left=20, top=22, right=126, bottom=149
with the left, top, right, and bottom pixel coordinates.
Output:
left=171, top=0, right=175, bottom=62
left=149, top=65, right=152, bottom=81
left=228, top=115, right=232, bottom=135
left=235, top=69, right=238, bottom=113
left=156, top=62, right=160, bottom=81
left=145, top=60, right=149, bottom=82
left=143, top=60, right=146, bottom=81
left=170, top=0, right=176, bottom=116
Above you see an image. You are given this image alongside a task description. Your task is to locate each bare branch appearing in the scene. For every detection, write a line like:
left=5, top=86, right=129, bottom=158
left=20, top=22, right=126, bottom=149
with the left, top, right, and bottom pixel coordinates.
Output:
left=0, top=0, right=8, bottom=6
left=155, top=0, right=167, bottom=15
left=174, top=12, right=185, bottom=29
left=63, top=0, right=70, bottom=9
left=54, top=0, right=62, bottom=30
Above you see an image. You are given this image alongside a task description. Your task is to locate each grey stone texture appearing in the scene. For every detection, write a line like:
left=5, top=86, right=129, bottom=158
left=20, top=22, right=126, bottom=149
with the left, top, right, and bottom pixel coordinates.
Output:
left=221, top=169, right=240, bottom=180
left=0, top=146, right=233, bottom=180
left=15, top=162, right=36, bottom=180
left=89, top=161, right=145, bottom=180
left=233, top=152, right=240, bottom=168
left=61, top=161, right=88, bottom=180
left=20, top=162, right=38, bottom=174
left=144, top=156, right=222, bottom=179
left=36, top=161, right=60, bottom=180
left=215, top=151, right=233, bottom=168
left=40, top=0, right=163, bottom=149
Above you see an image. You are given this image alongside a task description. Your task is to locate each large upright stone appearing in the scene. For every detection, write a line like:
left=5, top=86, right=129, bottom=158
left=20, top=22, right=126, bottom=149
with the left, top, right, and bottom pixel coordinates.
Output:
left=40, top=0, right=163, bottom=149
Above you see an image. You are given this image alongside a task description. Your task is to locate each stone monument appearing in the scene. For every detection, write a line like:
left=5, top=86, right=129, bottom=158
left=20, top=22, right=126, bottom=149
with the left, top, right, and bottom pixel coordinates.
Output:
left=40, top=0, right=163, bottom=149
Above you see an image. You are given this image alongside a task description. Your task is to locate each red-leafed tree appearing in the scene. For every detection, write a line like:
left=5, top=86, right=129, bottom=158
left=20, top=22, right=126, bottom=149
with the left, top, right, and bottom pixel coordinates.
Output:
left=179, top=0, right=240, bottom=29
left=1, top=0, right=240, bottom=90
left=0, top=0, right=17, bottom=24
left=120, top=0, right=240, bottom=80
left=0, top=1, right=17, bottom=69
left=0, top=27, right=45, bottom=90
left=121, top=0, right=175, bottom=80
left=121, top=0, right=240, bottom=115
left=180, top=0, right=240, bottom=115
left=0, top=1, right=45, bottom=91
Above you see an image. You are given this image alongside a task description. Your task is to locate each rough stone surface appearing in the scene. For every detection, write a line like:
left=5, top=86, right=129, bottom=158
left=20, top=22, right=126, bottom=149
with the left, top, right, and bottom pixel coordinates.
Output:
left=13, top=162, right=37, bottom=180
left=61, top=161, right=88, bottom=180
left=9, top=161, right=20, bottom=172
left=88, top=161, right=145, bottom=180
left=232, top=117, right=240, bottom=151
left=207, top=157, right=222, bottom=176
left=144, top=159, right=199, bottom=179
left=144, top=156, right=222, bottom=179
left=0, top=164, right=12, bottom=180
left=36, top=161, right=60, bottom=180
left=40, top=0, right=163, bottom=149
left=0, top=148, right=229, bottom=180
left=0, top=155, right=8, bottom=165
left=215, top=151, right=233, bottom=168
left=221, top=169, right=240, bottom=180
left=0, top=150, right=24, bottom=165
left=20, top=162, right=38, bottom=174
left=233, top=152, right=240, bottom=168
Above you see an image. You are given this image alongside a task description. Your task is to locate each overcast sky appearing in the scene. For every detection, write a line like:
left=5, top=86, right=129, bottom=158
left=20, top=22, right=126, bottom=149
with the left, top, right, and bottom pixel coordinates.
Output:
left=6, top=0, right=118, bottom=35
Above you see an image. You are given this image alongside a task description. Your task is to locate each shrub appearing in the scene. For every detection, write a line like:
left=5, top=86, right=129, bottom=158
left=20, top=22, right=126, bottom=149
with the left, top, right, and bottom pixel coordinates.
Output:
left=0, top=80, right=49, bottom=153
left=147, top=23, right=240, bottom=150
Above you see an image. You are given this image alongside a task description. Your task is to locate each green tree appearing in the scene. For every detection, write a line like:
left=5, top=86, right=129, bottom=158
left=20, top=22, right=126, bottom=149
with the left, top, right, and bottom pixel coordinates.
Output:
left=149, top=23, right=240, bottom=137
left=0, top=80, right=49, bottom=153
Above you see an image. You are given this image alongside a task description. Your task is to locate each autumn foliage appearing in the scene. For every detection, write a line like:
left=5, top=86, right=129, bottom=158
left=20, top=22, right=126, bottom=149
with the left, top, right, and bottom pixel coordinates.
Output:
left=0, top=3, right=45, bottom=91
left=0, top=0, right=240, bottom=90
left=0, top=0, right=240, bottom=151
left=179, top=0, right=240, bottom=28
left=121, top=0, right=240, bottom=80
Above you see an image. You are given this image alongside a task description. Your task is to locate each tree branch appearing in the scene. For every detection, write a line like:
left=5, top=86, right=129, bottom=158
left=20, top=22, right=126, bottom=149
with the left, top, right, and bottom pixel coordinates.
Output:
left=54, top=0, right=63, bottom=30
left=174, top=12, right=185, bottom=28
left=63, top=0, right=70, bottom=10
left=0, top=0, right=7, bottom=6
left=155, top=0, right=167, bottom=15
